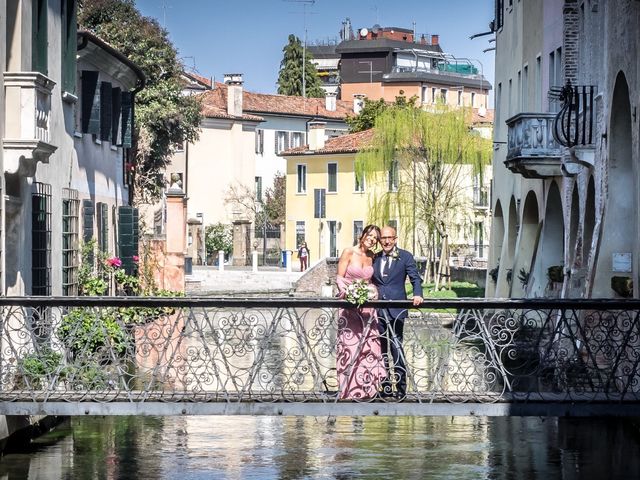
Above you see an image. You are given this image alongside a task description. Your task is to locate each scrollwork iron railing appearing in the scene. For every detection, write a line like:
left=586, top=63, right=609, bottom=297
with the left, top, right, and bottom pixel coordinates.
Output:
left=553, top=82, right=596, bottom=148
left=1, top=297, right=640, bottom=410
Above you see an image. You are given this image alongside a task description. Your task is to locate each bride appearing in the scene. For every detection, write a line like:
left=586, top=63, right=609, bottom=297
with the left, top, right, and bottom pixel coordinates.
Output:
left=335, top=224, right=386, bottom=400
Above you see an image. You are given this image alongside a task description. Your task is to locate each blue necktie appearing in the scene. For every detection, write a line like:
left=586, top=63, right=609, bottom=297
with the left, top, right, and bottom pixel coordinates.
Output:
left=383, top=255, right=391, bottom=276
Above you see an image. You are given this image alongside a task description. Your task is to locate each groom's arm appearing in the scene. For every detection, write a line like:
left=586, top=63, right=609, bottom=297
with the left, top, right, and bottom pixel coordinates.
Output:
left=404, top=252, right=424, bottom=305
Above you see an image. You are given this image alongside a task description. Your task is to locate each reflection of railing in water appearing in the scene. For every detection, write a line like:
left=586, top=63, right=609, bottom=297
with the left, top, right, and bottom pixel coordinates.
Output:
left=1, top=297, right=640, bottom=415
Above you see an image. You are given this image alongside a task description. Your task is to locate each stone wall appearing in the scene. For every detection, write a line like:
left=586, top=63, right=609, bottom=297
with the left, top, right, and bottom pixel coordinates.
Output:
left=450, top=266, right=487, bottom=289
left=293, top=258, right=339, bottom=297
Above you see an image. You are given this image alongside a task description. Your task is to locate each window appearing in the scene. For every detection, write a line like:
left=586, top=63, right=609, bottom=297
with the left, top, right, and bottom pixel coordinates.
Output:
left=314, top=189, right=326, bottom=219
left=535, top=56, right=542, bottom=111
left=496, top=82, right=502, bottom=129
left=354, top=169, right=365, bottom=192
left=32, top=183, right=51, bottom=295
left=296, top=221, right=305, bottom=247
left=388, top=160, right=399, bottom=192
left=255, top=129, right=264, bottom=154
left=522, top=65, right=529, bottom=111
left=440, top=88, right=448, bottom=103
left=297, top=164, right=307, bottom=193
left=62, top=189, right=80, bottom=296
left=97, top=202, right=109, bottom=253
left=327, top=163, right=337, bottom=193
left=32, top=0, right=48, bottom=74
left=328, top=221, right=338, bottom=257
left=111, top=86, right=122, bottom=145
left=457, top=90, right=463, bottom=106
left=117, top=206, right=139, bottom=275
left=421, top=86, right=428, bottom=104
left=291, top=132, right=304, bottom=148
left=474, top=221, right=485, bottom=258
left=353, top=221, right=363, bottom=246
left=100, top=82, right=113, bottom=142
left=471, top=92, right=476, bottom=108
left=255, top=176, right=263, bottom=202
left=82, top=199, right=94, bottom=243
left=61, top=0, right=77, bottom=93
left=495, top=0, right=504, bottom=30
left=549, top=47, right=562, bottom=112
left=276, top=131, right=289, bottom=153
left=431, top=87, right=436, bottom=104
left=517, top=70, right=521, bottom=111
left=508, top=79, right=513, bottom=116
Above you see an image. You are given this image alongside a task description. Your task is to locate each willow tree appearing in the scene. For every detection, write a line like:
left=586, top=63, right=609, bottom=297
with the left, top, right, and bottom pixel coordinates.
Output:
left=356, top=104, right=492, bottom=282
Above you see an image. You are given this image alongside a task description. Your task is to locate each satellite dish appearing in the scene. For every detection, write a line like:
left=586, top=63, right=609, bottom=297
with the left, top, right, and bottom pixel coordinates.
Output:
left=371, top=24, right=381, bottom=34
left=478, top=106, right=487, bottom=118
left=360, top=28, right=369, bottom=37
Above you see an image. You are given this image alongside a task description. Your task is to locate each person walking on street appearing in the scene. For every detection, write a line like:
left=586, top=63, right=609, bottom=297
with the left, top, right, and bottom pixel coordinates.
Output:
left=297, top=242, right=310, bottom=272
left=371, top=226, right=423, bottom=399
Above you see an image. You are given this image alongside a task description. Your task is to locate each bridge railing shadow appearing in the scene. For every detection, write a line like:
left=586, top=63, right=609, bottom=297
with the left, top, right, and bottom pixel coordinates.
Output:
left=1, top=297, right=639, bottom=404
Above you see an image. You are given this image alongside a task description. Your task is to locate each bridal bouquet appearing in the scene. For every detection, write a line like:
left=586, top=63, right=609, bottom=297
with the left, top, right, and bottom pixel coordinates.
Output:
left=344, top=279, right=375, bottom=307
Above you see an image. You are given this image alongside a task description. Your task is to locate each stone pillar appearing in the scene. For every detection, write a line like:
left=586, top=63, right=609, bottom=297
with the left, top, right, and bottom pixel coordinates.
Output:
left=158, top=181, right=187, bottom=292
left=232, top=219, right=251, bottom=266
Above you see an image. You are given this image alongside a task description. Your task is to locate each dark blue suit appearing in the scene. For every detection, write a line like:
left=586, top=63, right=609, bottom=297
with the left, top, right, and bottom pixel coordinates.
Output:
left=372, top=248, right=422, bottom=396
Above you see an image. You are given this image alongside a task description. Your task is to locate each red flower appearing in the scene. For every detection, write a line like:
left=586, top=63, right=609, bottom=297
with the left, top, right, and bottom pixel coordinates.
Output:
left=132, top=255, right=139, bottom=263
left=106, top=257, right=122, bottom=268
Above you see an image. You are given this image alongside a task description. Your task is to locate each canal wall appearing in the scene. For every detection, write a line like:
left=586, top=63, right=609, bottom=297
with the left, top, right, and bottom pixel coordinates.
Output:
left=186, top=266, right=303, bottom=296
left=0, top=415, right=63, bottom=453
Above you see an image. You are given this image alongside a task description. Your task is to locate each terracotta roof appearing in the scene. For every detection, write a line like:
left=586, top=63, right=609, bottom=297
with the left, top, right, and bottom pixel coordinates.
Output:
left=470, top=107, right=495, bottom=124
left=183, top=71, right=212, bottom=88
left=199, top=83, right=353, bottom=120
left=282, top=129, right=375, bottom=156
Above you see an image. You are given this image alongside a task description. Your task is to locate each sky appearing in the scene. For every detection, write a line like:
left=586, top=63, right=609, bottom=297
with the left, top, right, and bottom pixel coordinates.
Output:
left=135, top=0, right=496, bottom=95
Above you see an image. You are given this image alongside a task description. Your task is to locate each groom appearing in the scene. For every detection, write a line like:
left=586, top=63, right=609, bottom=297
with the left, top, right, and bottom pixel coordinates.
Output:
left=372, top=226, right=423, bottom=398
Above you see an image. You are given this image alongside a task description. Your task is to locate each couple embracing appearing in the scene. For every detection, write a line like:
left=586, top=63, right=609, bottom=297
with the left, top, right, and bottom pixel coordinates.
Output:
left=335, top=224, right=424, bottom=400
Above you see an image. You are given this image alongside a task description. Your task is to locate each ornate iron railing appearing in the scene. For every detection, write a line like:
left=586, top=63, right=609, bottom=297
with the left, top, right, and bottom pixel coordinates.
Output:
left=553, top=83, right=596, bottom=148
left=1, top=297, right=640, bottom=415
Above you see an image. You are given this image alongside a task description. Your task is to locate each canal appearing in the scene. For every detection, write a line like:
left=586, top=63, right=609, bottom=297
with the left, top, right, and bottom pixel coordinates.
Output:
left=0, top=415, right=638, bottom=479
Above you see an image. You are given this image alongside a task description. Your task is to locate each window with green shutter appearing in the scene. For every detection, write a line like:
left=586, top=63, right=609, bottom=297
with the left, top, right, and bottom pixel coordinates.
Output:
left=111, top=87, right=122, bottom=145
left=62, top=189, right=80, bottom=296
left=100, top=82, right=113, bottom=142
left=121, top=92, right=133, bottom=147
left=82, top=200, right=94, bottom=243
left=97, top=202, right=109, bottom=253
left=32, top=0, right=48, bottom=74
left=32, top=183, right=51, bottom=295
left=61, top=0, right=77, bottom=93
left=81, top=71, right=100, bottom=134
left=118, top=206, right=139, bottom=275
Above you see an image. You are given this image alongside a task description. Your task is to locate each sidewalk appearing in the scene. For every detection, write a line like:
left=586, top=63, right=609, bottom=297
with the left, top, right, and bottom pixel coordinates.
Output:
left=186, top=265, right=303, bottom=295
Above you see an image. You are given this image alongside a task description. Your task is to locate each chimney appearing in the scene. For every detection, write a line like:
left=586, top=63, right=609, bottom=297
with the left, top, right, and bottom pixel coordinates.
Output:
left=353, top=94, right=366, bottom=114
left=420, top=34, right=427, bottom=45
left=224, top=73, right=243, bottom=117
left=431, top=34, right=439, bottom=46
left=308, top=121, right=326, bottom=151
left=325, top=92, right=337, bottom=111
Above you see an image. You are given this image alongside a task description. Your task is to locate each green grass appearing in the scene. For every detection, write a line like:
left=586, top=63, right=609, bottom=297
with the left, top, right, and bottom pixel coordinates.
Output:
left=406, top=281, right=485, bottom=299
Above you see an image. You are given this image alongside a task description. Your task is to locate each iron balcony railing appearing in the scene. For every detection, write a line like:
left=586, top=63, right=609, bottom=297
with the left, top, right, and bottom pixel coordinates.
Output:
left=552, top=83, right=596, bottom=148
left=2, top=297, right=640, bottom=415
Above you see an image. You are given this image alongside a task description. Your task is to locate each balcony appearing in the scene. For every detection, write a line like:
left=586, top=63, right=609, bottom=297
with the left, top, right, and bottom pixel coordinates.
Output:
left=3, top=72, right=57, bottom=176
left=504, top=113, right=562, bottom=178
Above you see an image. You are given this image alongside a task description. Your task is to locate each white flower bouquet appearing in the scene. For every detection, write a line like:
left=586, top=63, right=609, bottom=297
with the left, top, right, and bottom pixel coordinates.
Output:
left=344, top=279, right=377, bottom=306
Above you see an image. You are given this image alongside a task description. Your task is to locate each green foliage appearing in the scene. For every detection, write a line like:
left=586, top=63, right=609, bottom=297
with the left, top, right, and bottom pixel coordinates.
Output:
left=263, top=173, right=286, bottom=224
left=79, top=0, right=202, bottom=204
left=277, top=34, right=325, bottom=98
left=17, top=349, right=64, bottom=387
left=58, top=308, right=129, bottom=357
left=346, top=98, right=388, bottom=133
left=420, top=281, right=484, bottom=299
left=205, top=223, right=233, bottom=259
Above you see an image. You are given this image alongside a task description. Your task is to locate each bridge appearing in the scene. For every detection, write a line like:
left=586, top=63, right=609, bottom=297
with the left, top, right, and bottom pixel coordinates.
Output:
left=1, top=297, right=639, bottom=417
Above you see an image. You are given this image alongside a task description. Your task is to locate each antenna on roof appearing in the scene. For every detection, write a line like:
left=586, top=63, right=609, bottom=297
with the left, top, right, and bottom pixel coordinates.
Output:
left=284, top=0, right=316, bottom=99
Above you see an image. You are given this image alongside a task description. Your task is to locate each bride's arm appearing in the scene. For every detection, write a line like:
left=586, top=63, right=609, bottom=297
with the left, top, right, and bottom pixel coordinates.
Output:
left=336, top=248, right=352, bottom=277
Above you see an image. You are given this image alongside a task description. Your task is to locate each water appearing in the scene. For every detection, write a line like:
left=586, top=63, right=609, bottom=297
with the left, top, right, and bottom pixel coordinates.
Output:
left=1, top=415, right=639, bottom=479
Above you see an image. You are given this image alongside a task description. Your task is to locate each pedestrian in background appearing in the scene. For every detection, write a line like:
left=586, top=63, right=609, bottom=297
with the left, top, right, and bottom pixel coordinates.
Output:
left=297, top=242, right=310, bottom=271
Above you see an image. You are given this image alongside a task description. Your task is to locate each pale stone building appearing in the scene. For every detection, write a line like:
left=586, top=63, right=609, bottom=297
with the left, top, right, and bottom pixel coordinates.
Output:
left=487, top=0, right=640, bottom=299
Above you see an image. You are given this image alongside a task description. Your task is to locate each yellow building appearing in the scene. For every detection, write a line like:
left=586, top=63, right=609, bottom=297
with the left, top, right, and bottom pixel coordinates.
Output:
left=283, top=124, right=374, bottom=264
left=283, top=117, right=493, bottom=268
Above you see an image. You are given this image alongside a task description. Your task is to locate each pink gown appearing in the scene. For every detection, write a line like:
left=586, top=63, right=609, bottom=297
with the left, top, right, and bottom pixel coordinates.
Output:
left=336, top=264, right=386, bottom=400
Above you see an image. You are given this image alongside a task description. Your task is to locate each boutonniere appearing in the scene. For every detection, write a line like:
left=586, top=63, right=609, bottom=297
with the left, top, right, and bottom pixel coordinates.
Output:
left=390, top=248, right=399, bottom=259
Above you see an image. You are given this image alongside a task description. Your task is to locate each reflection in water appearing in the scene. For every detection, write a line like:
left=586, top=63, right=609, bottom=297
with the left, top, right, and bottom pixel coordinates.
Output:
left=0, top=416, right=639, bottom=479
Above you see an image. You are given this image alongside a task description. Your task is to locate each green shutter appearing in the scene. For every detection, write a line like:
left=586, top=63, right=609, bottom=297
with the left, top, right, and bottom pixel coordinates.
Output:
left=118, top=206, right=139, bottom=275
left=81, top=71, right=100, bottom=134
left=32, top=0, right=48, bottom=74
left=111, top=87, right=122, bottom=145
left=97, top=202, right=109, bottom=253
left=61, top=0, right=77, bottom=93
left=82, top=199, right=94, bottom=242
left=121, top=92, right=133, bottom=147
left=100, top=82, right=113, bottom=142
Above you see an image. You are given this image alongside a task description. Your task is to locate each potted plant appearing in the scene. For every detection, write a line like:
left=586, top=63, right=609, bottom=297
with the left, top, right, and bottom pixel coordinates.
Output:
left=547, top=265, right=564, bottom=283
left=611, top=276, right=633, bottom=298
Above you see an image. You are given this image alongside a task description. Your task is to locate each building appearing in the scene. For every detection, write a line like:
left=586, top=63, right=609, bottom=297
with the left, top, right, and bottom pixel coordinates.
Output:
left=332, top=22, right=491, bottom=111
left=156, top=75, right=358, bottom=264
left=282, top=121, right=492, bottom=266
left=2, top=1, right=143, bottom=296
left=487, top=0, right=640, bottom=299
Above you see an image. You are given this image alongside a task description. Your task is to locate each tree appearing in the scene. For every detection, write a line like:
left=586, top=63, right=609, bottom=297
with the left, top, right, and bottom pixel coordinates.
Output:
left=263, top=173, right=286, bottom=225
left=346, top=95, right=419, bottom=133
left=79, top=0, right=202, bottom=205
left=205, top=223, right=233, bottom=261
left=356, top=104, right=492, bottom=282
left=277, top=34, right=325, bottom=98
